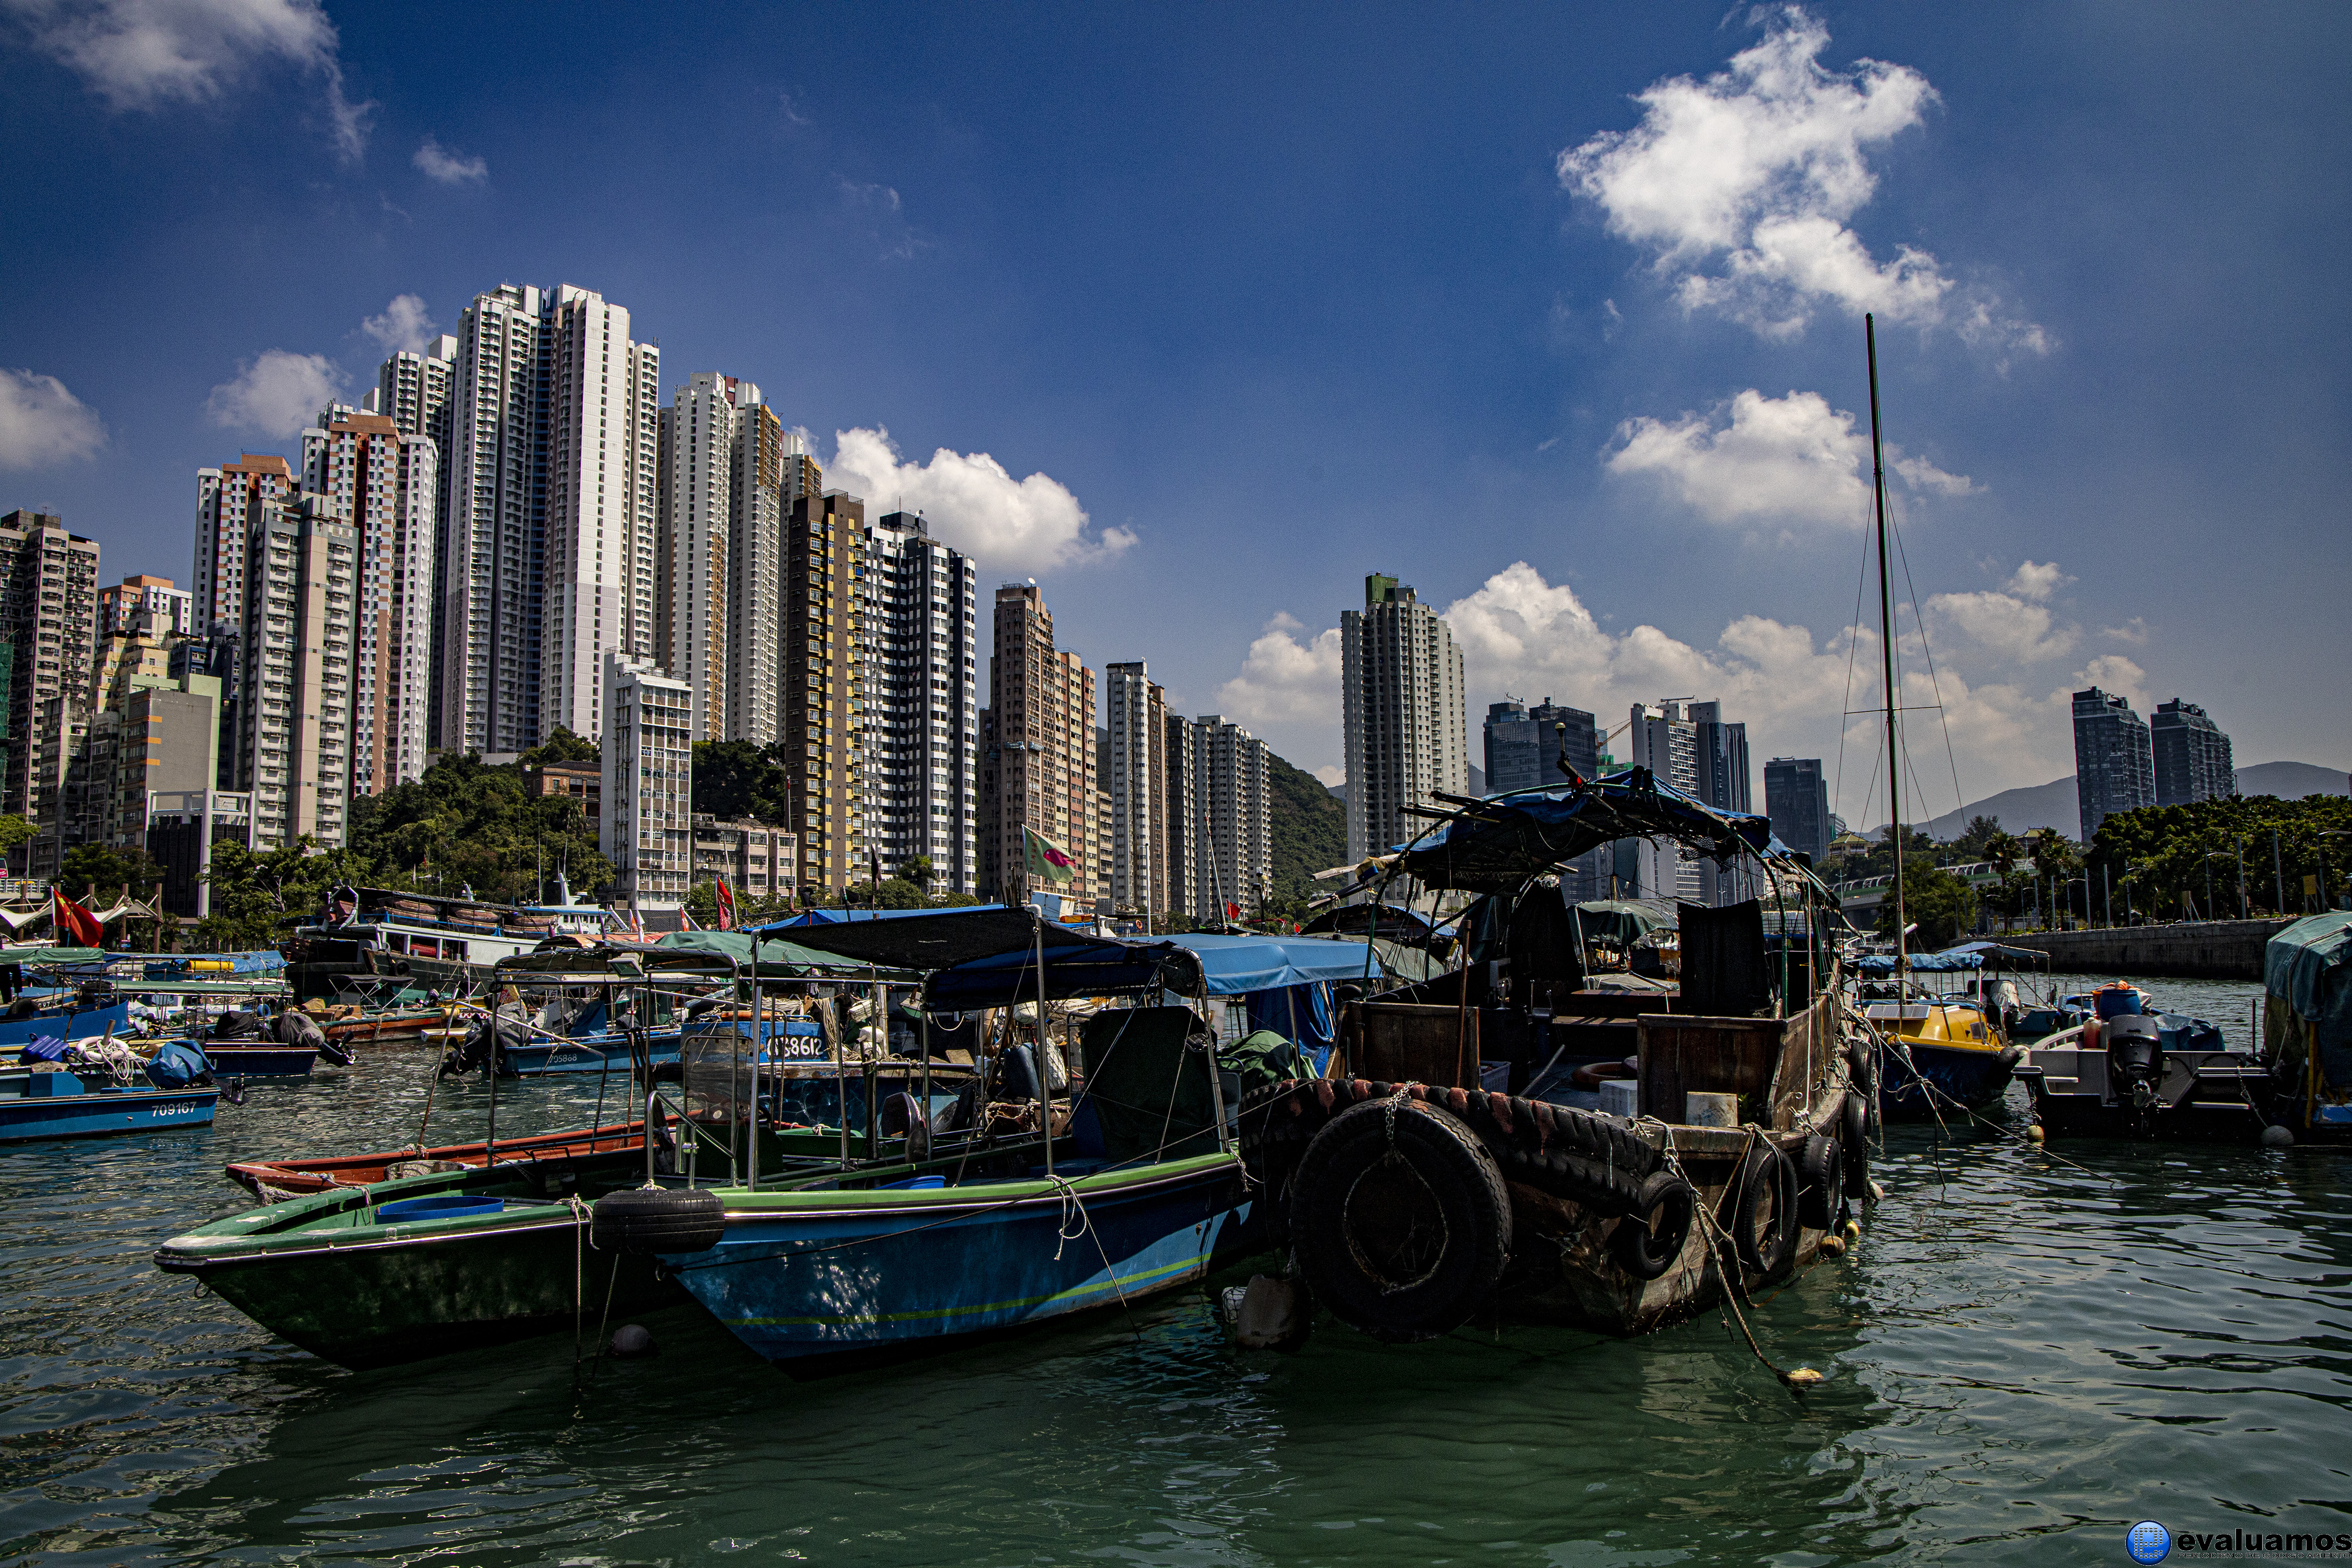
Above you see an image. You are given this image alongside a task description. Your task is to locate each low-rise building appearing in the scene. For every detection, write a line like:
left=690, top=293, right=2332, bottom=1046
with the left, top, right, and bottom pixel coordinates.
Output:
left=528, top=759, right=601, bottom=834
left=602, top=652, right=692, bottom=914
left=690, top=814, right=796, bottom=908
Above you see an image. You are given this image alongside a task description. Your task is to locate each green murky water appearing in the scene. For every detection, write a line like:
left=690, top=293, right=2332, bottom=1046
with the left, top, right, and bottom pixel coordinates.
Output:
left=5, top=973, right=2348, bottom=1565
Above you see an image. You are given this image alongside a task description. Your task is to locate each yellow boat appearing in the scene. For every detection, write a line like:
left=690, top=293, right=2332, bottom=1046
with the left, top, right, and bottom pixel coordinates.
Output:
left=1862, top=996, right=2019, bottom=1119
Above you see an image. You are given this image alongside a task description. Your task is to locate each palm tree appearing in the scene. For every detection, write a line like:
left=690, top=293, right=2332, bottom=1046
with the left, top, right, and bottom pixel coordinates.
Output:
left=1985, top=829, right=2024, bottom=931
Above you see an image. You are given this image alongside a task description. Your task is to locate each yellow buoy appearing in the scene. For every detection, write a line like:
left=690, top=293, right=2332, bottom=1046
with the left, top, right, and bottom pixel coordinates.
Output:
left=1840, top=1219, right=1862, bottom=1243
left=1818, top=1232, right=1847, bottom=1258
left=2026, top=1124, right=2046, bottom=1144
left=1782, top=1367, right=1825, bottom=1388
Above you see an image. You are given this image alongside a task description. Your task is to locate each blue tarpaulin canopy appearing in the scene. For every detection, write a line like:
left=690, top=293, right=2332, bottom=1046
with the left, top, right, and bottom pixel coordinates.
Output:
left=752, top=906, right=1203, bottom=1010
left=2266, top=912, right=2352, bottom=1088
left=766, top=904, right=1007, bottom=928
left=1166, top=933, right=1379, bottom=995
left=1857, top=949, right=1984, bottom=976
left=1392, top=769, right=1800, bottom=895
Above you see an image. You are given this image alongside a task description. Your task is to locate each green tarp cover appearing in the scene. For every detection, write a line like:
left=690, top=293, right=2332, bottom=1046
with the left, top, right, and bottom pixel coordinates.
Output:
left=1078, top=1006, right=1220, bottom=1164
left=1573, top=900, right=1679, bottom=944
left=652, top=929, right=904, bottom=977
left=0, top=947, right=109, bottom=967
left=2266, top=912, right=2352, bottom=1087
left=1219, top=1028, right=1310, bottom=1092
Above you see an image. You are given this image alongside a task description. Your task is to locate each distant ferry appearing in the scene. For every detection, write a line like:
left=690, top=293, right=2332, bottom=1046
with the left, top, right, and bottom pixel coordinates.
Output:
left=282, top=885, right=621, bottom=995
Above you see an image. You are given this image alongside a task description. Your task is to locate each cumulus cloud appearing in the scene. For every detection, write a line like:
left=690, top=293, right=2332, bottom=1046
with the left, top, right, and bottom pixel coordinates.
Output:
left=0, top=368, right=107, bottom=469
left=825, top=426, right=1134, bottom=574
left=2072, top=654, right=2147, bottom=711
left=1224, top=558, right=2102, bottom=814
left=412, top=136, right=487, bottom=184
left=7, top=0, right=374, bottom=159
left=2005, top=560, right=2072, bottom=601
left=1217, top=613, right=1344, bottom=731
left=1558, top=6, right=2040, bottom=351
left=359, top=294, right=435, bottom=353
left=1604, top=387, right=1971, bottom=527
left=1926, top=588, right=2078, bottom=665
left=205, top=349, right=342, bottom=439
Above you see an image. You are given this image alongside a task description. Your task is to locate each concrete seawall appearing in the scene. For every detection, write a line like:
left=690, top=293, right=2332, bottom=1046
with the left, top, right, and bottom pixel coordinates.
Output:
left=2005, top=919, right=2294, bottom=981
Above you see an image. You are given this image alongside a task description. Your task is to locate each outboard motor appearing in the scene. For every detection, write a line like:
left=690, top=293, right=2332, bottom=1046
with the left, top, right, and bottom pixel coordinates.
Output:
left=2104, top=1014, right=2166, bottom=1127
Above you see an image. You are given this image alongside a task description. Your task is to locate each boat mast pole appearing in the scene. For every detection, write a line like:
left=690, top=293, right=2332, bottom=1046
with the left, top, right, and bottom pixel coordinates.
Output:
left=1865, top=313, right=1908, bottom=983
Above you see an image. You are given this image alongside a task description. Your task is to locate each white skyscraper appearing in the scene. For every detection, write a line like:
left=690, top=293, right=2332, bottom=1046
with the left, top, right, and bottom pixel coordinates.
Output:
left=1186, top=714, right=1272, bottom=922
left=727, top=403, right=794, bottom=747
left=657, top=373, right=743, bottom=743
left=301, top=406, right=437, bottom=794
left=541, top=286, right=660, bottom=742
left=1341, top=573, right=1467, bottom=863
left=602, top=651, right=693, bottom=913
left=193, top=454, right=293, bottom=638
left=1104, top=661, right=1167, bottom=914
left=863, top=511, right=979, bottom=893
left=1629, top=700, right=1703, bottom=902
left=440, top=284, right=552, bottom=755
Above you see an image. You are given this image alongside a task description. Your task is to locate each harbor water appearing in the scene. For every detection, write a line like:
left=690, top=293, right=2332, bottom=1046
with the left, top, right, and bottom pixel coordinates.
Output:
left=6, top=973, right=2350, bottom=1565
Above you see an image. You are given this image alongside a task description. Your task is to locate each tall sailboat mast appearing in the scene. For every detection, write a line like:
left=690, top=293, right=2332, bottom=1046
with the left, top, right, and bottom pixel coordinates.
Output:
left=1865, top=313, right=1907, bottom=978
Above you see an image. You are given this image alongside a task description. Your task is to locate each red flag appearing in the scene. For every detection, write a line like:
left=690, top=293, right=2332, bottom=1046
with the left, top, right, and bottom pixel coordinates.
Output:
left=1225, top=902, right=1239, bottom=921
left=714, top=878, right=736, bottom=931
left=53, top=889, right=101, bottom=947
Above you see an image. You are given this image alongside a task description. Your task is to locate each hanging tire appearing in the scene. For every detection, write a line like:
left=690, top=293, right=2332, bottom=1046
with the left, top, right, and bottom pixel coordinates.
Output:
left=1797, top=1134, right=1843, bottom=1231
left=1840, top=1091, right=1871, bottom=1198
left=1723, top=1144, right=1798, bottom=1278
left=1609, top=1170, right=1696, bottom=1282
left=592, top=1186, right=725, bottom=1255
left=1289, top=1097, right=1511, bottom=1343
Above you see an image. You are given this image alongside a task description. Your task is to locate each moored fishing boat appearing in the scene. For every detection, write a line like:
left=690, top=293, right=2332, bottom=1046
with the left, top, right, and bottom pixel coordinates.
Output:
left=1862, top=995, right=2018, bottom=1119
left=3, top=1039, right=221, bottom=1144
left=1236, top=766, right=1861, bottom=1343
left=606, top=909, right=1258, bottom=1369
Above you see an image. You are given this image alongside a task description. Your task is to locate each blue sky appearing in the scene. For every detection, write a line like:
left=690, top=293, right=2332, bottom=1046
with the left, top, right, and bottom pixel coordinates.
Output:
left=1, top=1, right=2345, bottom=827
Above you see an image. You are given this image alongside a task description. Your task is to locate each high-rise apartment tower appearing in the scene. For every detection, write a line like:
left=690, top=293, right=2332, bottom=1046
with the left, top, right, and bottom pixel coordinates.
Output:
left=2072, top=687, right=2154, bottom=840
left=1341, top=574, right=1466, bottom=863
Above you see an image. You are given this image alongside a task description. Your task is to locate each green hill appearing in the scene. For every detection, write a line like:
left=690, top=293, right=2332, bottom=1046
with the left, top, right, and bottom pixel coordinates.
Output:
left=1269, top=751, right=1347, bottom=906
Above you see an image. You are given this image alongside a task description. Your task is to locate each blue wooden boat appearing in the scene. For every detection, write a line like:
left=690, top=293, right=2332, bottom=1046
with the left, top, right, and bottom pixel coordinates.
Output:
left=658, top=1153, right=1249, bottom=1366
left=198, top=1042, right=319, bottom=1079
left=0, top=999, right=133, bottom=1050
left=503, top=1027, right=683, bottom=1077
left=1, top=1068, right=217, bottom=1144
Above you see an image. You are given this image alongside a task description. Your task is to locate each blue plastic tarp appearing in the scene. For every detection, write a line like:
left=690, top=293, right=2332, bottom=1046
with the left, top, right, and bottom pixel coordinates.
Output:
left=1246, top=983, right=1335, bottom=1054
left=1857, top=950, right=1984, bottom=976
left=1167, top=933, right=1380, bottom=995
left=2266, top=912, right=2352, bottom=1088
left=1393, top=769, right=1794, bottom=894
left=764, top=904, right=1008, bottom=929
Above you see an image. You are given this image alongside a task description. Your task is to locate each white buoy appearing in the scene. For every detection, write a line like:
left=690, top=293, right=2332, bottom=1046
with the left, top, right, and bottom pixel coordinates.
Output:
left=1869, top=1180, right=1886, bottom=1201
left=1233, top=1274, right=1309, bottom=1350
left=2261, top=1124, right=2295, bottom=1150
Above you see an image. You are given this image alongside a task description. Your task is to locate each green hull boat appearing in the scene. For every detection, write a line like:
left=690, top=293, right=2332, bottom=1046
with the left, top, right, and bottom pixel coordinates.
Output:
left=154, top=1128, right=893, bottom=1370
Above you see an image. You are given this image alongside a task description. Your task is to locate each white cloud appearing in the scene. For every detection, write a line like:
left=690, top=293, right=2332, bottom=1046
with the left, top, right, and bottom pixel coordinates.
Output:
left=1606, top=388, right=1870, bottom=526
left=2100, top=616, right=2149, bottom=645
left=0, top=368, right=106, bottom=469
left=2073, top=654, right=2147, bottom=711
left=2005, top=559, right=2072, bottom=601
left=1926, top=588, right=2078, bottom=665
left=825, top=426, right=1133, bottom=574
left=1558, top=6, right=2040, bottom=351
left=205, top=349, right=342, bottom=439
left=1605, top=388, right=1975, bottom=527
left=1218, top=613, right=1344, bottom=728
left=412, top=136, right=486, bottom=185
left=359, top=294, right=435, bottom=353
left=1223, top=558, right=2102, bottom=817
left=6, top=0, right=373, bottom=159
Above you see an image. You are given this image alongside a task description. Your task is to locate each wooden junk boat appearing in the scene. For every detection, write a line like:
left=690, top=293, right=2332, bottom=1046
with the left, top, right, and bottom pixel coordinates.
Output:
left=1239, top=763, right=1869, bottom=1341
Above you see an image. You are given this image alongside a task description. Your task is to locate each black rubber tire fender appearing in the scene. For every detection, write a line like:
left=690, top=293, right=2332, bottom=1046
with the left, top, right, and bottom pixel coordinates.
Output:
left=1610, top=1170, right=1696, bottom=1282
left=1840, top=1090, right=1871, bottom=1198
left=1289, top=1097, right=1511, bottom=1343
left=1797, top=1134, right=1843, bottom=1231
left=1723, top=1143, right=1799, bottom=1278
left=592, top=1186, right=726, bottom=1255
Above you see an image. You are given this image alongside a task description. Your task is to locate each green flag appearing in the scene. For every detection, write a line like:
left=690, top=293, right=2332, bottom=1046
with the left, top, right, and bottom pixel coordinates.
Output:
left=1023, top=826, right=1077, bottom=885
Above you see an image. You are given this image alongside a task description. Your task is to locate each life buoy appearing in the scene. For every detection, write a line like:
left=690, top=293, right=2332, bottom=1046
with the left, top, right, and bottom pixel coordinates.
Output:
left=1840, top=1090, right=1871, bottom=1198
left=1797, top=1134, right=1843, bottom=1230
left=1723, top=1143, right=1798, bottom=1277
left=1289, top=1097, right=1511, bottom=1343
left=1610, top=1170, right=1696, bottom=1281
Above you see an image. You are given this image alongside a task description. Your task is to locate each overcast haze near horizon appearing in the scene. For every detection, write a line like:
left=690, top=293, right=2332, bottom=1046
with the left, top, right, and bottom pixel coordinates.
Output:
left=2, top=1, right=2344, bottom=832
